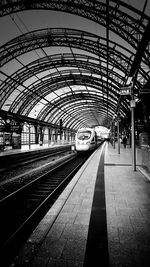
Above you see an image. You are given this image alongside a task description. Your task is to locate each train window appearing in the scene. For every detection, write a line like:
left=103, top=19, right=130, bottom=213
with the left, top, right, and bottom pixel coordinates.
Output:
left=77, top=131, right=91, bottom=140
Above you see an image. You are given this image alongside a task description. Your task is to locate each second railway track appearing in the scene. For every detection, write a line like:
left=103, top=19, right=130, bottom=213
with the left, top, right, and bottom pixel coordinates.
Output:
left=0, top=152, right=91, bottom=266
left=0, top=144, right=72, bottom=172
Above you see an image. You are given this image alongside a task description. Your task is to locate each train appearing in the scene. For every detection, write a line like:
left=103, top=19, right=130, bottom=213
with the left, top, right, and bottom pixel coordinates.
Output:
left=75, top=127, right=99, bottom=152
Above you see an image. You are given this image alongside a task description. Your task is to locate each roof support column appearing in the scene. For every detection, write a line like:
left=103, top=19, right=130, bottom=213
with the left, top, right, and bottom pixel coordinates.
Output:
left=130, top=85, right=136, bottom=171
left=106, top=0, right=109, bottom=122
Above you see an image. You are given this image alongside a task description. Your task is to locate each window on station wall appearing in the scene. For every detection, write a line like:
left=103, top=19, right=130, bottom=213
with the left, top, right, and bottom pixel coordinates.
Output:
left=43, top=128, right=48, bottom=144
left=21, top=124, right=36, bottom=145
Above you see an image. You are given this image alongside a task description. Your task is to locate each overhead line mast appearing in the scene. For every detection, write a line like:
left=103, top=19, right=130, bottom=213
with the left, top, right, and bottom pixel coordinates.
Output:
left=106, top=0, right=109, bottom=125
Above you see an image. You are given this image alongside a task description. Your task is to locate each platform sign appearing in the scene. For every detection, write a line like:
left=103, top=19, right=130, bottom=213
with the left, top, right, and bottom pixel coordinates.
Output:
left=10, top=125, right=20, bottom=132
left=139, top=89, right=150, bottom=94
left=120, top=85, right=132, bottom=96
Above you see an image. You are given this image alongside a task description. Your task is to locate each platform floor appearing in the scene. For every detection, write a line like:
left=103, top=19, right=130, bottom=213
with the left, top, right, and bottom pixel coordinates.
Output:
left=9, top=143, right=150, bottom=267
left=105, top=144, right=150, bottom=267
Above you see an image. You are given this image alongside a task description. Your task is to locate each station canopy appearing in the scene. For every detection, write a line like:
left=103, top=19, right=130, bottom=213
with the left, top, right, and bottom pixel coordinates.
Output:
left=0, top=0, right=150, bottom=131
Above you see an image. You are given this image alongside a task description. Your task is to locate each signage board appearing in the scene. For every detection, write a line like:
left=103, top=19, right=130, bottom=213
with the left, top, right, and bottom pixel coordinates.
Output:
left=10, top=125, right=20, bottom=132
left=120, top=86, right=132, bottom=96
left=139, top=89, right=150, bottom=94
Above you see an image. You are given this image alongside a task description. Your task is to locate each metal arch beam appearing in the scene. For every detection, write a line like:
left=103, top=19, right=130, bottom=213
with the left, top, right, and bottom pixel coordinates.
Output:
left=67, top=109, right=113, bottom=129
left=45, top=92, right=124, bottom=118
left=55, top=93, right=121, bottom=127
left=0, top=1, right=149, bottom=127
left=1, top=52, right=127, bottom=109
left=23, top=90, right=120, bottom=123
left=50, top=104, right=97, bottom=128
left=0, top=28, right=134, bottom=69
left=51, top=107, right=113, bottom=127
left=51, top=100, right=116, bottom=123
left=0, top=28, right=134, bottom=89
left=40, top=96, right=121, bottom=127
left=29, top=85, right=128, bottom=123
left=10, top=87, right=125, bottom=131
left=17, top=74, right=128, bottom=117
left=0, top=2, right=149, bottom=130
left=115, top=17, right=150, bottom=115
left=10, top=73, right=122, bottom=115
left=1, top=27, right=148, bottom=111
left=0, top=45, right=133, bottom=109
left=40, top=90, right=123, bottom=122
left=68, top=114, right=112, bottom=129
left=44, top=97, right=123, bottom=128
left=54, top=105, right=114, bottom=129
left=2, top=49, right=129, bottom=110
left=6, top=66, right=123, bottom=112
left=1, top=27, right=148, bottom=87
left=0, top=69, right=83, bottom=128
left=57, top=109, right=105, bottom=130
left=0, top=53, right=129, bottom=128
left=0, top=0, right=149, bottom=52
left=53, top=98, right=119, bottom=120
left=129, top=18, right=150, bottom=78
left=43, top=94, right=125, bottom=125
left=42, top=97, right=116, bottom=123
left=1, top=52, right=122, bottom=94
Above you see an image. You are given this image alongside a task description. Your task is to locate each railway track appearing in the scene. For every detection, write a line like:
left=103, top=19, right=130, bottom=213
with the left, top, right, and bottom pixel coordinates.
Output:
left=0, top=153, right=90, bottom=266
left=0, top=144, right=72, bottom=171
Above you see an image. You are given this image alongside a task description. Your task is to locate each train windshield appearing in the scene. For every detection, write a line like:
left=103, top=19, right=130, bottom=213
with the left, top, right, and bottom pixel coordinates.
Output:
left=77, top=130, right=91, bottom=140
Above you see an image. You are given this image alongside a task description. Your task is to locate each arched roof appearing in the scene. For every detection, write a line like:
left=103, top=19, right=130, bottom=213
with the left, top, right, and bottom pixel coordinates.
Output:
left=0, top=0, right=150, bottom=130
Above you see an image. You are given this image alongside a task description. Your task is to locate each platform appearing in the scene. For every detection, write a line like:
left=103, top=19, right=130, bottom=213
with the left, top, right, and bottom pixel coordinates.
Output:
left=9, top=143, right=150, bottom=267
left=105, top=144, right=150, bottom=267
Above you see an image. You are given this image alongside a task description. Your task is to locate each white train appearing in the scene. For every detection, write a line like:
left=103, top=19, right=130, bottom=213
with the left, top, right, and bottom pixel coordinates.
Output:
left=75, top=127, right=98, bottom=152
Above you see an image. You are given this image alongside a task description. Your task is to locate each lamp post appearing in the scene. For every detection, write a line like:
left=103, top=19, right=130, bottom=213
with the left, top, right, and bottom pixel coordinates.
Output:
left=117, top=117, right=120, bottom=155
left=25, top=122, right=31, bottom=150
left=120, top=83, right=136, bottom=171
left=112, top=115, right=116, bottom=149
left=130, top=88, right=136, bottom=171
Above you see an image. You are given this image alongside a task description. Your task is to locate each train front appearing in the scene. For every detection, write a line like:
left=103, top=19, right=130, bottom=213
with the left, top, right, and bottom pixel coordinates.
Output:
left=75, top=128, right=94, bottom=152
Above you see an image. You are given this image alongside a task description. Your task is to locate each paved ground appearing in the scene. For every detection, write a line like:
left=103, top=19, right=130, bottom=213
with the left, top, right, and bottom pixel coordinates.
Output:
left=105, top=143, right=150, bottom=267
left=8, top=143, right=150, bottom=267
